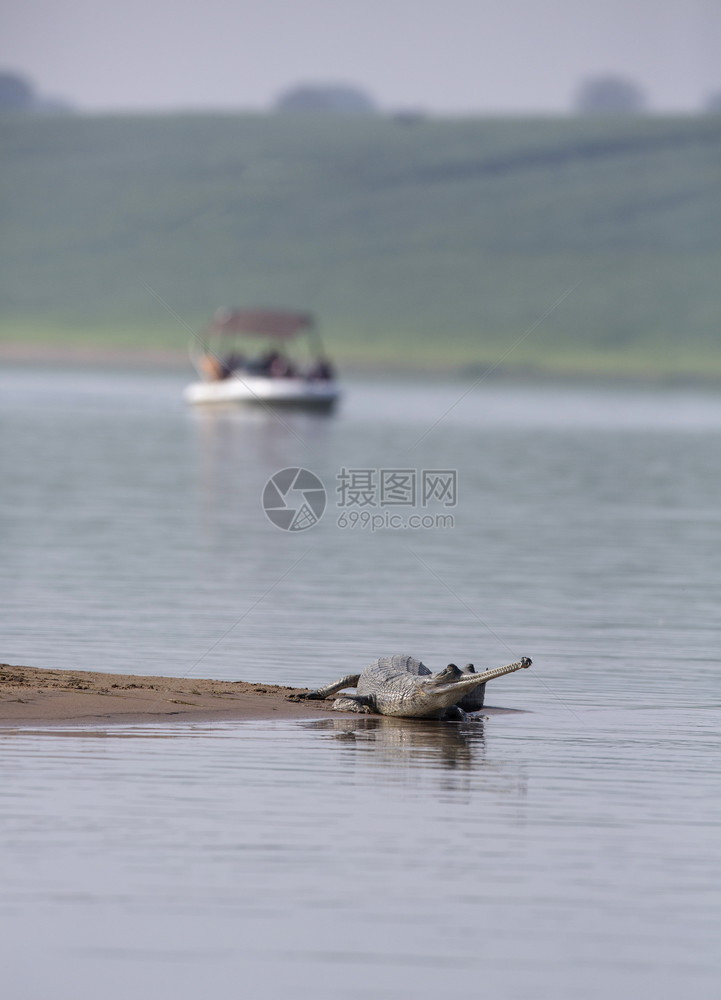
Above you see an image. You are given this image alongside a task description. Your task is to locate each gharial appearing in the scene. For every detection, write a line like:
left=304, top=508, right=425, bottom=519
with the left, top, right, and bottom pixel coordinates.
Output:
left=290, top=654, right=532, bottom=720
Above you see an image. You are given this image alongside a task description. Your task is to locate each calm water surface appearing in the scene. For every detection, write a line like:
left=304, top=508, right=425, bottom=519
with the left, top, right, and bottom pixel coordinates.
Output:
left=1, top=366, right=720, bottom=998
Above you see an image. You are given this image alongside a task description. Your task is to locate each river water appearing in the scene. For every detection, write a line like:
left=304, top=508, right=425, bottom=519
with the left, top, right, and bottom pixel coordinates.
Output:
left=1, top=365, right=720, bottom=999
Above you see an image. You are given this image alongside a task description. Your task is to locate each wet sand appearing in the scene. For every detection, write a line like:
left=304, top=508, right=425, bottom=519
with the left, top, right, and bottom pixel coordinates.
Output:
left=0, top=663, right=343, bottom=727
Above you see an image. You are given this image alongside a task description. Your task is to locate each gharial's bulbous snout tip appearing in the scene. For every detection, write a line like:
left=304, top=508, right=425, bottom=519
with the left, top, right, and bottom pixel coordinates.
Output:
left=520, top=656, right=532, bottom=668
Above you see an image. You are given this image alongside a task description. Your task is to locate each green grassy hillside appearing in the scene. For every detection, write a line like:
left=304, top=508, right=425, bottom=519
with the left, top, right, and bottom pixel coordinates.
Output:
left=1, top=112, right=720, bottom=375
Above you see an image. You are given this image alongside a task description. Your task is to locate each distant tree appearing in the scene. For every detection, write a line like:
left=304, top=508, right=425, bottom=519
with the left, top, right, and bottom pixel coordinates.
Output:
left=704, top=90, right=721, bottom=113
left=274, top=83, right=377, bottom=115
left=0, top=71, right=35, bottom=111
left=574, top=75, right=646, bottom=115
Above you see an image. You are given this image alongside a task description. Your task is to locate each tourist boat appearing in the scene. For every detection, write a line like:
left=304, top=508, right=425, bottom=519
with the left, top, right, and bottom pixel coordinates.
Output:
left=183, top=308, right=341, bottom=412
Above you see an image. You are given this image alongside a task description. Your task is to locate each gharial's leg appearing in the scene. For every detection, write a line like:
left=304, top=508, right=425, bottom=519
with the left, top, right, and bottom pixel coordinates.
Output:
left=442, top=705, right=483, bottom=722
left=289, top=674, right=362, bottom=701
left=332, top=694, right=374, bottom=714
left=443, top=705, right=468, bottom=721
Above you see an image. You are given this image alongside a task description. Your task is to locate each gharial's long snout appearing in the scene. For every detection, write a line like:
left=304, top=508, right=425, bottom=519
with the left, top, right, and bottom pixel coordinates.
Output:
left=431, top=656, right=532, bottom=700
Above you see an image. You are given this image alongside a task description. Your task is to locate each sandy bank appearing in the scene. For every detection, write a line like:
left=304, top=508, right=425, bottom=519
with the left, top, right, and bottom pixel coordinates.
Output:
left=0, top=663, right=343, bottom=727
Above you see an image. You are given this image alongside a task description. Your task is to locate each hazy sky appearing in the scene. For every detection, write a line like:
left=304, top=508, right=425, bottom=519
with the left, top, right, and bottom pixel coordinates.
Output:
left=2, top=0, right=719, bottom=113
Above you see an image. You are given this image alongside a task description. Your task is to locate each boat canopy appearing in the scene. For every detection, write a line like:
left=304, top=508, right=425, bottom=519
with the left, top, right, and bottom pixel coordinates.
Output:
left=206, top=308, right=315, bottom=339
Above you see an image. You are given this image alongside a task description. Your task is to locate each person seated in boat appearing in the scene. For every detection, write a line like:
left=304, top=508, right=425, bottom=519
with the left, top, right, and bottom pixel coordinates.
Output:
left=249, top=349, right=294, bottom=377
left=269, top=352, right=295, bottom=378
left=306, top=357, right=335, bottom=381
left=199, top=352, right=225, bottom=381
left=222, top=351, right=245, bottom=374
left=250, top=349, right=279, bottom=375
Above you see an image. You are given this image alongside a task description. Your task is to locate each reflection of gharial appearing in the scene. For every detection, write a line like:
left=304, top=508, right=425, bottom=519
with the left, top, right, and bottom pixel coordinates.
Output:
left=304, top=716, right=483, bottom=770
left=291, top=654, right=532, bottom=720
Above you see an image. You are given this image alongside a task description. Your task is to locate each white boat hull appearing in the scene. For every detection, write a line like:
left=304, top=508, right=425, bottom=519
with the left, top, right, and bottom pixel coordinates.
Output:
left=183, top=374, right=340, bottom=411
